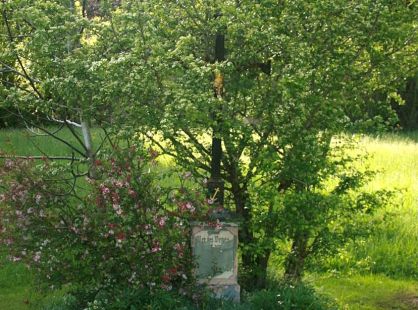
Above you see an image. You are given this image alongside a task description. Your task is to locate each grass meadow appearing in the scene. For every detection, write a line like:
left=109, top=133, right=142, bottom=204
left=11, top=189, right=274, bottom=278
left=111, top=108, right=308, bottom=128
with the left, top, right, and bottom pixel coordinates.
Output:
left=1, top=128, right=417, bottom=309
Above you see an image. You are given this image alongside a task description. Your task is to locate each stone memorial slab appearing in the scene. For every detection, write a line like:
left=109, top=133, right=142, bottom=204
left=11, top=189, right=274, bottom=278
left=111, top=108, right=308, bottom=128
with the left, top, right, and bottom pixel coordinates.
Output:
left=191, top=222, right=240, bottom=302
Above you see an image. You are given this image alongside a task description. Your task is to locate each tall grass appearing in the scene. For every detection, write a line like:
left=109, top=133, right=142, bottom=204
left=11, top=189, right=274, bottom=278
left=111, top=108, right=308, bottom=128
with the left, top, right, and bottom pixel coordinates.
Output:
left=361, top=134, right=418, bottom=278
left=320, top=133, right=418, bottom=278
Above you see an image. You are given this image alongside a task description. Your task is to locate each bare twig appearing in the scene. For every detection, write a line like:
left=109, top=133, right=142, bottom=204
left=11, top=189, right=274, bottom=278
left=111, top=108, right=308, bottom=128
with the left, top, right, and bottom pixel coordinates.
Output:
left=0, top=155, right=82, bottom=161
left=26, top=123, right=65, bottom=137
left=64, top=119, right=88, bottom=153
left=48, top=116, right=82, bottom=128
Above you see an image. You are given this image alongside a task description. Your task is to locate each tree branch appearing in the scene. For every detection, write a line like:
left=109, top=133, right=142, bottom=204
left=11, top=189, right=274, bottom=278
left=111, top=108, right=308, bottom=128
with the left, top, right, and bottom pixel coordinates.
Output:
left=2, top=7, right=44, bottom=99
left=0, top=155, right=82, bottom=161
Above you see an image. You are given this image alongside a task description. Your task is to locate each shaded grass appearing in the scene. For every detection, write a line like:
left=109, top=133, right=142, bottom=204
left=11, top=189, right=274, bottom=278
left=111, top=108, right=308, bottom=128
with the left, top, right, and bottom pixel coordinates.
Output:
left=0, top=255, right=34, bottom=310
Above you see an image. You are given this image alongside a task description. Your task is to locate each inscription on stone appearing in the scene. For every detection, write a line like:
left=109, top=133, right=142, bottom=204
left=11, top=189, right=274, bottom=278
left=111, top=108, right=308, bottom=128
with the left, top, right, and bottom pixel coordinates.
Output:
left=194, top=230, right=235, bottom=280
left=191, top=223, right=240, bottom=302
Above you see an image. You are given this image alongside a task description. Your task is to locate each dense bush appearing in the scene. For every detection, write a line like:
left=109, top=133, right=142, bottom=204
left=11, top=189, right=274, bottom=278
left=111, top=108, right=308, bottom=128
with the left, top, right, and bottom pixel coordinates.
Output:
left=243, top=282, right=337, bottom=310
left=0, top=146, right=210, bottom=307
left=38, top=281, right=336, bottom=310
left=0, top=106, right=43, bottom=128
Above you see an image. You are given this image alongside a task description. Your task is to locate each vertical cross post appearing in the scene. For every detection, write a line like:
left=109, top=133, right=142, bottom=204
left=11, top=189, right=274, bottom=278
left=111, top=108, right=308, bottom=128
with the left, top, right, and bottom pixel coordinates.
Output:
left=208, top=28, right=225, bottom=207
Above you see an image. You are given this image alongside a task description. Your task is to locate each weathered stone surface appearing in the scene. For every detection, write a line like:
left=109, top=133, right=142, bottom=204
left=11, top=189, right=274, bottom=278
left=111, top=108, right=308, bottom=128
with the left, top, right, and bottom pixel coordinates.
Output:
left=191, top=222, right=240, bottom=302
left=209, top=284, right=240, bottom=303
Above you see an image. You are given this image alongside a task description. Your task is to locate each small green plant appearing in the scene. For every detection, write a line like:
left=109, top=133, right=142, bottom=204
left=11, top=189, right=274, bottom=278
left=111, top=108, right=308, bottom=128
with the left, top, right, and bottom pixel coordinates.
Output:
left=38, top=294, right=78, bottom=310
left=247, top=282, right=337, bottom=310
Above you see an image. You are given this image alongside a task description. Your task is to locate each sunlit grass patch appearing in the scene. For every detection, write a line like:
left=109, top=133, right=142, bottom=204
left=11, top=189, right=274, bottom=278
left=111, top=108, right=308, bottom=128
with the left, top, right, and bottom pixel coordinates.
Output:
left=310, top=273, right=418, bottom=310
left=354, top=134, right=418, bottom=278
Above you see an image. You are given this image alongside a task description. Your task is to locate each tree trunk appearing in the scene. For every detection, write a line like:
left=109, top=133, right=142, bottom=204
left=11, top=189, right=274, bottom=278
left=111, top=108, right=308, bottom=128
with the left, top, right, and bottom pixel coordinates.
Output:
left=284, top=231, right=309, bottom=282
left=81, top=120, right=96, bottom=178
left=241, top=249, right=271, bottom=290
left=232, top=183, right=271, bottom=290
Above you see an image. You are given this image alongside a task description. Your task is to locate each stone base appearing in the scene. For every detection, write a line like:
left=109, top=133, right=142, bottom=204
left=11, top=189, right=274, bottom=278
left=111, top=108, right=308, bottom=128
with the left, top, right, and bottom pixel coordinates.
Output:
left=209, top=284, right=240, bottom=303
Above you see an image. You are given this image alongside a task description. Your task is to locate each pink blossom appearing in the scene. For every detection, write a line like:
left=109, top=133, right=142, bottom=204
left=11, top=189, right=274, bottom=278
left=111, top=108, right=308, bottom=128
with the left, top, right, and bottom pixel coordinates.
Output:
left=113, top=205, right=123, bottom=216
left=116, top=232, right=126, bottom=241
left=174, top=243, right=184, bottom=257
left=111, top=192, right=120, bottom=204
left=128, top=189, right=137, bottom=198
left=151, top=246, right=161, bottom=253
left=113, top=204, right=123, bottom=216
left=157, top=217, right=166, bottom=228
left=114, top=180, right=124, bottom=188
left=12, top=256, right=21, bottom=262
left=100, top=184, right=110, bottom=195
left=185, top=202, right=195, bottom=212
left=11, top=187, right=28, bottom=202
left=151, top=241, right=161, bottom=253
left=33, top=252, right=41, bottom=262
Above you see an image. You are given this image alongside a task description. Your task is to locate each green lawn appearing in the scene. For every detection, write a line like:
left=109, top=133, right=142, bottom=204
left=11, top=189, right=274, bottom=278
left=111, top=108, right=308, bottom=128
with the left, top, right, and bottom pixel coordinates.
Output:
left=0, top=126, right=105, bottom=157
left=310, top=274, right=418, bottom=310
left=0, top=255, right=34, bottom=310
left=1, top=129, right=418, bottom=309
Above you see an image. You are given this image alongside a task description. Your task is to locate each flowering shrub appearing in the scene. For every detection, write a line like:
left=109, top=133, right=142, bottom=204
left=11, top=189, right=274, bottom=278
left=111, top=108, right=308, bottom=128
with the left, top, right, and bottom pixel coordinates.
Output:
left=0, top=146, right=209, bottom=306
